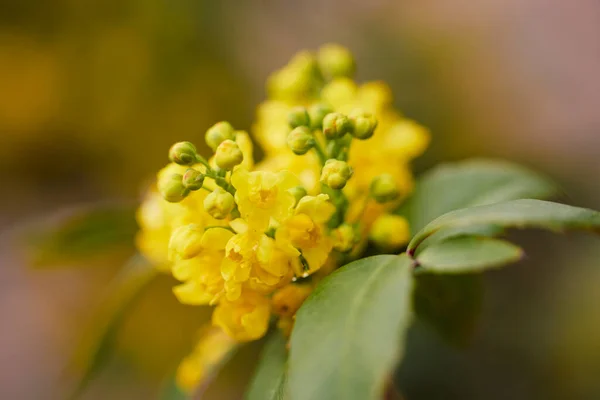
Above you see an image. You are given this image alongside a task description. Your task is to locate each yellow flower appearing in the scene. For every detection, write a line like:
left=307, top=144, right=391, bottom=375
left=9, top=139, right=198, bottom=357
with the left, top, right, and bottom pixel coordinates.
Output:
left=176, top=326, right=237, bottom=393
left=171, top=227, right=234, bottom=305
left=231, top=169, right=300, bottom=230
left=272, top=284, right=313, bottom=318
left=212, top=291, right=271, bottom=342
left=221, top=219, right=295, bottom=301
left=369, top=214, right=411, bottom=250
left=276, top=194, right=336, bottom=275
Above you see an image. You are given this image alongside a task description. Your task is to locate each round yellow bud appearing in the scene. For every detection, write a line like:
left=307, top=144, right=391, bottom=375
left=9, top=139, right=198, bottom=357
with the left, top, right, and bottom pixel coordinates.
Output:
left=333, top=224, right=355, bottom=252
left=169, top=141, right=197, bottom=166
left=320, top=159, right=353, bottom=189
left=287, top=126, right=314, bottom=155
left=370, top=173, right=400, bottom=203
left=169, top=224, right=204, bottom=261
left=182, top=168, right=205, bottom=191
left=322, top=112, right=352, bottom=139
left=287, top=186, right=308, bottom=206
left=204, top=187, right=235, bottom=219
left=158, top=173, right=189, bottom=203
left=369, top=215, right=410, bottom=250
left=308, top=103, right=334, bottom=129
left=215, top=139, right=244, bottom=170
left=205, top=121, right=235, bottom=151
left=288, top=106, right=311, bottom=128
left=350, top=109, right=378, bottom=140
left=317, top=44, right=356, bottom=79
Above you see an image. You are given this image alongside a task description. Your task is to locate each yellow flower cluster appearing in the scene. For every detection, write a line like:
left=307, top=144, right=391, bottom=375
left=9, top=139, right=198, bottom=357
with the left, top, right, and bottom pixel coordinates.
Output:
left=136, top=45, right=429, bottom=357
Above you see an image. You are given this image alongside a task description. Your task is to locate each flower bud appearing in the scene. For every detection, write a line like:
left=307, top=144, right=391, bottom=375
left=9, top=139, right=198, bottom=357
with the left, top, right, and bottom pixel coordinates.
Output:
left=370, top=215, right=410, bottom=250
left=317, top=44, right=356, bottom=79
left=158, top=173, right=189, bottom=203
left=169, top=224, right=204, bottom=261
left=320, top=159, right=353, bottom=189
left=308, top=103, right=334, bottom=130
left=204, top=187, right=235, bottom=219
left=182, top=168, right=205, bottom=191
left=287, top=126, right=314, bottom=155
left=215, top=140, right=244, bottom=170
left=333, top=224, right=355, bottom=252
left=370, top=173, right=400, bottom=203
left=169, top=141, right=197, bottom=166
left=288, top=106, right=311, bottom=128
left=205, top=121, right=235, bottom=151
left=287, top=186, right=308, bottom=206
left=350, top=109, right=378, bottom=140
left=322, top=112, right=352, bottom=139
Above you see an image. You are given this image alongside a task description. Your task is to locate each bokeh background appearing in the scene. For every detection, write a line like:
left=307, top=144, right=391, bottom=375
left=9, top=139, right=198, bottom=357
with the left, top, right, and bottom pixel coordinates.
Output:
left=1, top=1, right=600, bottom=399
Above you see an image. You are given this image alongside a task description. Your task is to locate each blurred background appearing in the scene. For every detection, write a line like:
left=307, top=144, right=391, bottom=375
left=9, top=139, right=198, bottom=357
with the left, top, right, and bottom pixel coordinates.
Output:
left=1, top=0, right=599, bottom=399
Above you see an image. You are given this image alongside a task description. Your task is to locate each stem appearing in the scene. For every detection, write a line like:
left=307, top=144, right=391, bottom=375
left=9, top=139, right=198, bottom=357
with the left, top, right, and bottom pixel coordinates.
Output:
left=313, top=140, right=328, bottom=165
left=194, top=154, right=211, bottom=169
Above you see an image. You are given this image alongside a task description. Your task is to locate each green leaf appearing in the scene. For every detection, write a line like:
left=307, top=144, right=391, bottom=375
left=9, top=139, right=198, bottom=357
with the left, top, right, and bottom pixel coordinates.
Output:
left=288, top=255, right=413, bottom=400
left=246, top=332, right=289, bottom=400
left=408, top=199, right=600, bottom=255
left=67, top=255, right=158, bottom=399
left=413, top=274, right=483, bottom=346
left=26, top=203, right=138, bottom=267
left=416, top=237, right=523, bottom=273
left=399, top=159, right=558, bottom=233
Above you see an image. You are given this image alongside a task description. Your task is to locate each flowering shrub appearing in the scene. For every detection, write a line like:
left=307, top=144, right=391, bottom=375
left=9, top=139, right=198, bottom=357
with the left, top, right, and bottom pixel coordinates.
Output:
left=41, top=44, right=600, bottom=400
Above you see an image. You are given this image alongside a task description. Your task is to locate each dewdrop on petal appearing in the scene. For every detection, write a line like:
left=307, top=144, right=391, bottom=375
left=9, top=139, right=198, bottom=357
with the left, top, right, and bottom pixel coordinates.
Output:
left=205, top=121, right=235, bottom=151
left=320, top=159, right=353, bottom=189
left=215, top=140, right=244, bottom=170
left=204, top=188, right=235, bottom=219
left=169, top=141, right=198, bottom=166
left=370, top=173, right=400, bottom=203
left=158, top=173, right=189, bottom=203
left=370, top=214, right=410, bottom=250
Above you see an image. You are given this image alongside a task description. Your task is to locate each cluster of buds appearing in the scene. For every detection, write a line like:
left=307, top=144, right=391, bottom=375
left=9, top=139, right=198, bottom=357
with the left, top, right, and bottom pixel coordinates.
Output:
left=136, top=45, right=430, bottom=390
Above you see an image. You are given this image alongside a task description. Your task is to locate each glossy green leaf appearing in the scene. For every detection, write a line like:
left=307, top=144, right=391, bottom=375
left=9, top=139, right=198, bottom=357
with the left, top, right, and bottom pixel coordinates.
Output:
left=398, top=159, right=558, bottom=233
left=67, top=255, right=158, bottom=399
left=246, top=332, right=289, bottom=400
left=416, top=237, right=523, bottom=273
left=408, top=199, right=600, bottom=255
left=413, top=274, right=483, bottom=346
left=26, top=203, right=138, bottom=267
left=288, top=255, right=413, bottom=400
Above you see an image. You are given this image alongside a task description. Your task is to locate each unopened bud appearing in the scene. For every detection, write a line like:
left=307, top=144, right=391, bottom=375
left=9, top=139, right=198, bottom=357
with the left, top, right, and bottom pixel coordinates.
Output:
left=317, top=44, right=356, bottom=79
left=215, top=140, right=243, bottom=170
left=169, top=142, right=197, bottom=166
left=308, top=103, right=334, bottom=130
left=287, top=126, right=314, bottom=155
left=182, top=168, right=205, bottom=191
left=205, top=121, right=235, bottom=151
left=169, top=224, right=204, bottom=261
left=288, top=106, right=311, bottom=128
left=370, top=215, right=410, bottom=250
left=204, top=188, right=235, bottom=219
left=322, top=112, right=352, bottom=139
left=320, top=159, right=353, bottom=189
left=158, top=173, right=189, bottom=203
left=333, top=224, right=355, bottom=252
left=370, top=174, right=400, bottom=203
left=287, top=186, right=308, bottom=206
left=350, top=109, right=378, bottom=140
